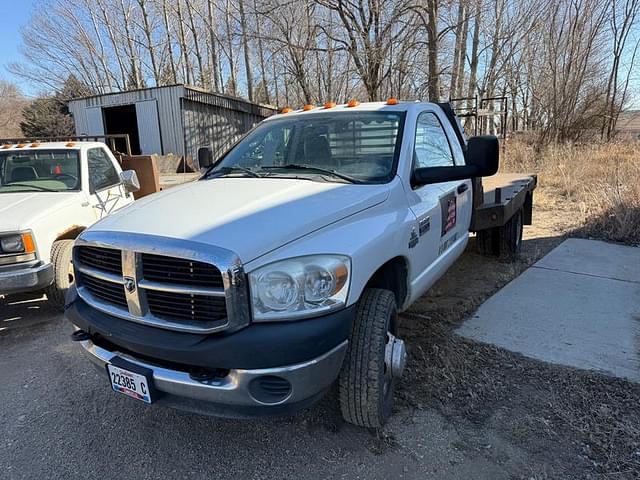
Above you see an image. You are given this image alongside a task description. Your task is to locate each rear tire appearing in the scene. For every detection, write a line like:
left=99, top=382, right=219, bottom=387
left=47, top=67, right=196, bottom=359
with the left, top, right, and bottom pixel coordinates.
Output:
left=476, top=207, right=524, bottom=259
left=498, top=207, right=524, bottom=258
left=476, top=228, right=497, bottom=256
left=339, top=288, right=405, bottom=429
left=45, top=240, right=75, bottom=311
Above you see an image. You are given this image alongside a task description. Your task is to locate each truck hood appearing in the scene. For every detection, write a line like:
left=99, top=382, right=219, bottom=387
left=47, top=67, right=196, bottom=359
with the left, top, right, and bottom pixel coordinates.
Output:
left=0, top=192, right=81, bottom=232
left=92, top=177, right=390, bottom=262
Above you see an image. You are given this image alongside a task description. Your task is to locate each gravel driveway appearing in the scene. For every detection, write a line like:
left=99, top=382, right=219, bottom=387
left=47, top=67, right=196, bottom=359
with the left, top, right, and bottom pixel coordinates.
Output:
left=3, top=207, right=639, bottom=480
left=1, top=294, right=533, bottom=480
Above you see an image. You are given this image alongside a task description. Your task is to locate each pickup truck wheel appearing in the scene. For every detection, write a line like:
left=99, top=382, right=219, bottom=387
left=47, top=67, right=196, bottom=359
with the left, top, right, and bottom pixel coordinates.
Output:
left=498, top=207, right=524, bottom=258
left=476, top=228, right=498, bottom=256
left=339, top=288, right=406, bottom=429
left=45, top=240, right=75, bottom=311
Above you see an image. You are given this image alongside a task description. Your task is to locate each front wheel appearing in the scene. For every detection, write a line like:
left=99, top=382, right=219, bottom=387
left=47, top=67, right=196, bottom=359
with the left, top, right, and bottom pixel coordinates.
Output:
left=45, top=240, right=75, bottom=311
left=339, top=288, right=406, bottom=429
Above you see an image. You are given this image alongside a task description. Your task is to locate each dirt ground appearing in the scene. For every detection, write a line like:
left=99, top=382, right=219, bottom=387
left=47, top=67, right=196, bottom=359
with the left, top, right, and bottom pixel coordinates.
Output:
left=398, top=187, right=640, bottom=479
left=2, top=188, right=639, bottom=480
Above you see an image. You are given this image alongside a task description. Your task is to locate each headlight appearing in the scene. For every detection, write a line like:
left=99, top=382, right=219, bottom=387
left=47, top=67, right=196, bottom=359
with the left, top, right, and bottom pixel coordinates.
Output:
left=1, top=232, right=35, bottom=254
left=249, top=255, right=351, bottom=321
left=1, top=235, right=25, bottom=253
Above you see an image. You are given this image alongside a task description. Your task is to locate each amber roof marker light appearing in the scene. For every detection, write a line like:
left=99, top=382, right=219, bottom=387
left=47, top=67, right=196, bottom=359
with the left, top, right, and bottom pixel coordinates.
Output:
left=347, top=99, right=360, bottom=107
left=303, top=104, right=315, bottom=111
left=386, top=98, right=399, bottom=105
left=324, top=101, right=336, bottom=109
left=281, top=107, right=293, bottom=114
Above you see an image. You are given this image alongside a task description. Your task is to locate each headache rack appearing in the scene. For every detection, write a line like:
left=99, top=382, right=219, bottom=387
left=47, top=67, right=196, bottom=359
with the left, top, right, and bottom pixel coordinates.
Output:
left=0, top=134, right=132, bottom=156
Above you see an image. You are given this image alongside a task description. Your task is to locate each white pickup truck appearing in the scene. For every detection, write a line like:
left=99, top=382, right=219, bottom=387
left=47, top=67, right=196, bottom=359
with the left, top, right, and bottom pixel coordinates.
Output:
left=0, top=140, right=139, bottom=309
left=67, top=101, right=535, bottom=428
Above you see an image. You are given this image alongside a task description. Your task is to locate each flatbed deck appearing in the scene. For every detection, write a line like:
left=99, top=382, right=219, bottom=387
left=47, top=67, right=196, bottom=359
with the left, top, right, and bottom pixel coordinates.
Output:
left=470, top=173, right=537, bottom=232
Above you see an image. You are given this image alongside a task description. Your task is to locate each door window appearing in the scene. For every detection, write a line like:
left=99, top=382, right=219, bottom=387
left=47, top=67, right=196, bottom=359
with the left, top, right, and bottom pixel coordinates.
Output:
left=88, top=148, right=120, bottom=192
left=413, top=112, right=455, bottom=170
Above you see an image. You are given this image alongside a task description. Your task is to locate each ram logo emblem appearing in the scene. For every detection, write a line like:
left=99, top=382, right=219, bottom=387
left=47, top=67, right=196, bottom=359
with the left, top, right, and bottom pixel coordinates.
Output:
left=124, top=276, right=136, bottom=294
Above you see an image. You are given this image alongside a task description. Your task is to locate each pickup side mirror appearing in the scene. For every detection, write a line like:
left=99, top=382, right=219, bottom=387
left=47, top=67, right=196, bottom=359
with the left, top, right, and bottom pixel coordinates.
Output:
left=197, top=146, right=214, bottom=169
left=412, top=135, right=499, bottom=186
left=119, top=170, right=140, bottom=193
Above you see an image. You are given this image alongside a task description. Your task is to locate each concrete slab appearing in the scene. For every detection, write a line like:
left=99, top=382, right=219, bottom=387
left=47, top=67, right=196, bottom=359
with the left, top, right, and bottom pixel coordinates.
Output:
left=535, top=238, right=640, bottom=283
left=458, top=239, right=640, bottom=382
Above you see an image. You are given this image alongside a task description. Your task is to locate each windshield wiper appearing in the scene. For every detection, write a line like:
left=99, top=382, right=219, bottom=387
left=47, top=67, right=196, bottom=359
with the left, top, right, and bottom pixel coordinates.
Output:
left=261, top=164, right=363, bottom=184
left=206, top=165, right=261, bottom=178
left=2, top=183, right=59, bottom=192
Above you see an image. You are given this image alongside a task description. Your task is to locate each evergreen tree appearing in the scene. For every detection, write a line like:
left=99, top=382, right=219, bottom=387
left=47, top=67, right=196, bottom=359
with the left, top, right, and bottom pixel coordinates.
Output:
left=20, top=76, right=93, bottom=138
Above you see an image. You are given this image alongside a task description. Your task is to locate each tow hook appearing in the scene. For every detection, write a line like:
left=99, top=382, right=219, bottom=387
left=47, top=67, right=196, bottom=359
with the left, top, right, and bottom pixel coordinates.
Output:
left=71, top=330, right=90, bottom=342
left=385, top=333, right=407, bottom=379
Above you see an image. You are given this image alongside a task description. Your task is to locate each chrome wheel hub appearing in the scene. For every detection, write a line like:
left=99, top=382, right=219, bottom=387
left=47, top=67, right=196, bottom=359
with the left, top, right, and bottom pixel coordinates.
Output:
left=385, top=332, right=407, bottom=380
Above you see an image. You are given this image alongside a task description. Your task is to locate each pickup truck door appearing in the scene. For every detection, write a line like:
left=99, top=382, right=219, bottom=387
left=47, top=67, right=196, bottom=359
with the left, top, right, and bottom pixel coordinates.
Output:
left=405, top=110, right=456, bottom=277
left=432, top=113, right=473, bottom=254
left=85, top=147, right=133, bottom=220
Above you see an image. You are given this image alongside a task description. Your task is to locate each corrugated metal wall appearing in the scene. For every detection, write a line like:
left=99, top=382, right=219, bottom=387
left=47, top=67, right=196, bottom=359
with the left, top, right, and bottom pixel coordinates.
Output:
left=181, top=88, right=275, bottom=164
left=68, top=85, right=185, bottom=155
left=68, top=84, right=276, bottom=162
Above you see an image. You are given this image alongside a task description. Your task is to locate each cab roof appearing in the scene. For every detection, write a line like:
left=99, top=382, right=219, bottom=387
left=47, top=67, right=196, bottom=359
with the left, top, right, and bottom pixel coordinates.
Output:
left=0, top=141, right=108, bottom=151
left=266, top=100, right=436, bottom=121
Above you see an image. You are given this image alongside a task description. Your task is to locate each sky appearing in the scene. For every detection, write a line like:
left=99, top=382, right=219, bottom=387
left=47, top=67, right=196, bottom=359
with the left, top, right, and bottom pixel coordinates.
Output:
left=0, top=0, right=37, bottom=97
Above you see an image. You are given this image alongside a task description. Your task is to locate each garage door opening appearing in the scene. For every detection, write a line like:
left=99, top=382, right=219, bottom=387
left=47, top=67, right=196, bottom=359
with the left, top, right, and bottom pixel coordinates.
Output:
left=102, top=104, right=141, bottom=155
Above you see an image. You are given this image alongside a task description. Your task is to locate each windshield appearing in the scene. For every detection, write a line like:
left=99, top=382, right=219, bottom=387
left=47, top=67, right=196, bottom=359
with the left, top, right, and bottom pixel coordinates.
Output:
left=208, top=111, right=405, bottom=184
left=0, top=149, right=81, bottom=193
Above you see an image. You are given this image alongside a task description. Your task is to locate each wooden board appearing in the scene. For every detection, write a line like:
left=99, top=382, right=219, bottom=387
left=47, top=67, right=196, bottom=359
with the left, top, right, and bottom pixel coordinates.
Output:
left=121, top=155, right=160, bottom=199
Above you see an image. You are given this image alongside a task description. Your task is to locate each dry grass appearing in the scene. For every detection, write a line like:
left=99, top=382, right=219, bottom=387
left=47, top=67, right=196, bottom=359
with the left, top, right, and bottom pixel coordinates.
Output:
left=502, top=140, right=640, bottom=245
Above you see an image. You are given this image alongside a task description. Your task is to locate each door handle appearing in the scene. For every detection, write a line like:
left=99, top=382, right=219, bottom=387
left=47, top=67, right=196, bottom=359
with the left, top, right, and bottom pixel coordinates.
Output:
left=457, top=183, right=469, bottom=194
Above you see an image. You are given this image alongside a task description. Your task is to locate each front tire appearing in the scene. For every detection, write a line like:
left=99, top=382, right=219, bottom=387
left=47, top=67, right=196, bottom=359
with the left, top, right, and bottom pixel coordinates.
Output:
left=339, top=288, right=406, bottom=429
left=45, top=240, right=75, bottom=311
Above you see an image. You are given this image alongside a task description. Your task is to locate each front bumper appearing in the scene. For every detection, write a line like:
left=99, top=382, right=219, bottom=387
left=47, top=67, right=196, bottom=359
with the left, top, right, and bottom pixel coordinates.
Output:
left=66, top=291, right=355, bottom=416
left=0, top=263, right=53, bottom=296
left=78, top=335, right=347, bottom=416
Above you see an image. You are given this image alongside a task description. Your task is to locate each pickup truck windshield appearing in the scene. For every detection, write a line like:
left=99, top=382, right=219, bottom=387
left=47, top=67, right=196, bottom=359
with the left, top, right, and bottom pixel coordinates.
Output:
left=209, top=111, right=405, bottom=184
left=0, top=150, right=81, bottom=193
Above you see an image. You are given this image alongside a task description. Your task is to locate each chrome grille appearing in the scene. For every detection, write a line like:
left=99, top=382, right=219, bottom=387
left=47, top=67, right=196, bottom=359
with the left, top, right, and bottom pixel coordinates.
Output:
left=76, top=246, right=122, bottom=275
left=73, top=235, right=250, bottom=335
left=80, top=274, right=127, bottom=308
left=146, top=290, right=227, bottom=323
left=141, top=253, right=224, bottom=288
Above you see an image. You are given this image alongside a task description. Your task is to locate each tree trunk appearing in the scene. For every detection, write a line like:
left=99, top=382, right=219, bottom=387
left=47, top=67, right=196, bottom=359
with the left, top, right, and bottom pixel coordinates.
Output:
left=161, top=0, right=178, bottom=83
left=450, top=0, right=466, bottom=98
left=238, top=0, right=254, bottom=101
left=455, top=2, right=470, bottom=99
left=427, top=0, right=440, bottom=101
left=207, top=0, right=221, bottom=92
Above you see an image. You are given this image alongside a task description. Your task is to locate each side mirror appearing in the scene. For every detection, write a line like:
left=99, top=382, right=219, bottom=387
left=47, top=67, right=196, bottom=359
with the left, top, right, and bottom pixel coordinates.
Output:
left=197, top=146, right=214, bottom=169
left=119, top=170, right=140, bottom=193
left=465, top=135, right=499, bottom=176
left=412, top=135, right=499, bottom=186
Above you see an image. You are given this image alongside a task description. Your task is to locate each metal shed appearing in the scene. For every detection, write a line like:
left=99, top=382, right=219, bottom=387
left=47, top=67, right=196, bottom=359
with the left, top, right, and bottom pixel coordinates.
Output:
left=68, top=84, right=276, bottom=166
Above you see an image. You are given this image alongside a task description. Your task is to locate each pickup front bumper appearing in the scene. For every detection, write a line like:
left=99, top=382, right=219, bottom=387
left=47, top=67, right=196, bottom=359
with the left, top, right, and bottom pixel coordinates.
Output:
left=77, top=335, right=347, bottom=416
left=66, top=292, right=354, bottom=416
left=0, top=263, right=53, bottom=296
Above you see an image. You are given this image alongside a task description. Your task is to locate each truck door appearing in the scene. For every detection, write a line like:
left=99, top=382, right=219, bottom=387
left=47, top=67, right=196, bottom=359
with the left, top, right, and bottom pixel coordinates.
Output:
left=406, top=111, right=452, bottom=278
left=408, top=111, right=471, bottom=269
left=86, top=147, right=132, bottom=220
left=432, top=111, right=473, bottom=254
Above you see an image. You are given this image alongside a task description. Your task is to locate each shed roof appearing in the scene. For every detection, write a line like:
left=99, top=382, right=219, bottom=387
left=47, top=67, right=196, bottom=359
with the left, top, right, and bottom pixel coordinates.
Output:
left=67, top=84, right=276, bottom=117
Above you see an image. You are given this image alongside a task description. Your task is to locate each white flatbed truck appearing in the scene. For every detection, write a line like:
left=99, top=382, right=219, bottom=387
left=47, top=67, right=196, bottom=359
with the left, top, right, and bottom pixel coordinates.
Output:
left=67, top=100, right=535, bottom=428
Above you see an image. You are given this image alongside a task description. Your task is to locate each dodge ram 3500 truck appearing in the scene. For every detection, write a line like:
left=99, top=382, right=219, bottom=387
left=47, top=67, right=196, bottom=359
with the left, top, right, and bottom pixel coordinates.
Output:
left=67, top=100, right=535, bottom=428
left=0, top=140, right=139, bottom=309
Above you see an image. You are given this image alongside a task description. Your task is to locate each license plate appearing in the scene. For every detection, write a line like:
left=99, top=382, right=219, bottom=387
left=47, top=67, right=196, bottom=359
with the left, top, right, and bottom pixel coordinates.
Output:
left=106, top=361, right=153, bottom=404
